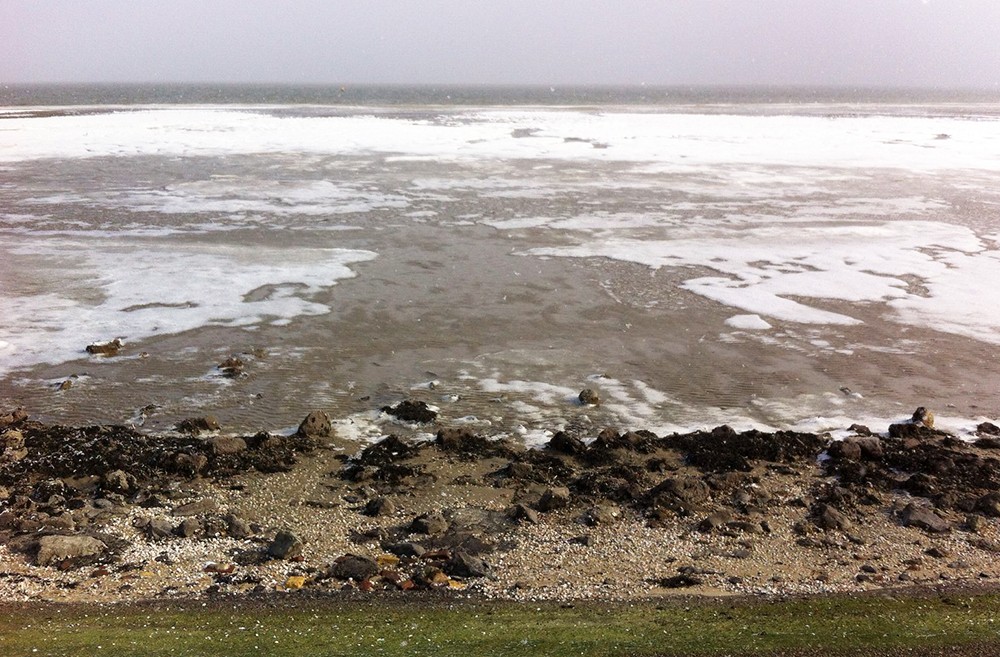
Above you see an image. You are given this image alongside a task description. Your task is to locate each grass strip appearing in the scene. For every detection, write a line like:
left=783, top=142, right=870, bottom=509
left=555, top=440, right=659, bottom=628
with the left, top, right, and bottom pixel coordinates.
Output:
left=1, top=591, right=999, bottom=656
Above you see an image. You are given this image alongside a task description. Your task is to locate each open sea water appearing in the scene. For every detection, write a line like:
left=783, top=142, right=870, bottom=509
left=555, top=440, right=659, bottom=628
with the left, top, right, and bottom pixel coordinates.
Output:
left=2, top=84, right=1000, bottom=442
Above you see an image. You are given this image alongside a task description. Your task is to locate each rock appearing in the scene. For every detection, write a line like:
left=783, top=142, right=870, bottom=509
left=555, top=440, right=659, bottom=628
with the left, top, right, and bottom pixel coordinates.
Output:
left=36, top=535, right=107, bottom=567
left=363, top=496, right=396, bottom=517
left=381, top=400, right=437, bottom=424
left=385, top=542, right=425, bottom=558
left=174, top=518, right=202, bottom=538
left=547, top=431, right=586, bottom=456
left=145, top=518, right=174, bottom=539
left=659, top=573, right=702, bottom=588
left=814, top=504, right=853, bottom=531
left=975, top=492, right=1000, bottom=518
left=537, top=486, right=571, bottom=512
left=974, top=436, right=1000, bottom=449
left=888, top=423, right=940, bottom=440
left=171, top=499, right=219, bottom=517
left=297, top=411, right=332, bottom=438
left=176, top=416, right=221, bottom=434
left=217, top=356, right=245, bottom=378
left=578, top=388, right=600, bottom=406
left=267, top=530, right=304, bottom=559
left=901, top=503, right=951, bottom=533
left=926, top=546, right=951, bottom=559
left=1, top=429, right=27, bottom=463
left=435, top=428, right=507, bottom=457
left=85, top=338, right=123, bottom=356
left=911, top=407, right=935, bottom=428
left=447, top=550, right=492, bottom=578
left=173, top=452, right=209, bottom=475
left=977, top=422, right=1000, bottom=436
left=507, top=503, right=540, bottom=524
left=330, top=554, right=379, bottom=581
left=209, top=436, right=247, bottom=456
left=224, top=514, right=252, bottom=539
left=409, top=511, right=448, bottom=535
left=102, top=469, right=132, bottom=493
left=698, top=510, right=734, bottom=533
left=827, top=440, right=861, bottom=461
left=646, top=477, right=711, bottom=516
left=583, top=504, right=620, bottom=526
left=0, top=408, right=28, bottom=427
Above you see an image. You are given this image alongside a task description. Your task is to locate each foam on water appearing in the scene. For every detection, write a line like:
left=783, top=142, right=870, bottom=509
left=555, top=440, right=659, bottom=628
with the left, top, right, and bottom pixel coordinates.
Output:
left=531, top=219, right=1000, bottom=342
left=3, top=108, right=1000, bottom=173
left=0, top=237, right=376, bottom=377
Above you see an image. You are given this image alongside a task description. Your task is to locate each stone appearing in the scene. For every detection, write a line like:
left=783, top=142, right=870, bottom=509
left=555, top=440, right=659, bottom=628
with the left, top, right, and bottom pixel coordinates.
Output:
left=698, top=510, right=734, bottom=533
left=171, top=499, right=219, bottom=517
left=175, top=416, right=221, bottom=434
left=1, top=429, right=27, bottom=463
left=814, top=504, right=853, bottom=531
left=827, top=440, right=862, bottom=461
left=174, top=517, right=202, bottom=538
left=975, top=492, right=1000, bottom=518
left=102, top=469, right=132, bottom=493
left=217, top=356, right=245, bottom=378
left=209, top=436, right=247, bottom=456
left=85, top=338, right=123, bottom=356
left=901, top=503, right=951, bottom=533
left=224, top=514, right=252, bottom=539
left=330, top=554, right=379, bottom=581
left=363, top=496, right=396, bottom=517
left=381, top=400, right=437, bottom=424
left=267, top=530, right=304, bottom=559
left=647, top=477, right=711, bottom=516
left=385, top=542, right=425, bottom=558
left=547, top=431, right=586, bottom=456
left=145, top=518, right=174, bottom=539
left=537, top=486, right=571, bottom=512
left=409, top=511, right=448, bottom=535
left=507, top=503, right=540, bottom=524
left=297, top=411, right=332, bottom=438
left=36, top=535, right=107, bottom=567
left=659, top=573, right=702, bottom=588
left=0, top=408, right=28, bottom=427
left=174, top=452, right=209, bottom=475
left=446, top=550, right=492, bottom=578
left=911, top=406, right=934, bottom=428
left=583, top=504, right=620, bottom=526
left=977, top=421, right=1000, bottom=436
left=578, top=388, right=600, bottom=406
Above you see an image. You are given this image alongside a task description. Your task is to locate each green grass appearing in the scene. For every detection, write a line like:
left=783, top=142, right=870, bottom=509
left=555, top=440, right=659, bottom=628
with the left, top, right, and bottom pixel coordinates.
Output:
left=1, top=591, right=999, bottom=656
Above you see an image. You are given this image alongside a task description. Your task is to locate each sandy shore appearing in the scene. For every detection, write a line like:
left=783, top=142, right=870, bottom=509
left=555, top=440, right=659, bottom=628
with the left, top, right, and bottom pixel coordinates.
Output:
left=3, top=399, right=1000, bottom=606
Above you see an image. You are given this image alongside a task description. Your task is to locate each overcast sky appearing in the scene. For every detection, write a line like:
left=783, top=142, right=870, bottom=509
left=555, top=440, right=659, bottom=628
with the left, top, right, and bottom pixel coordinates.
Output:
left=3, top=0, right=999, bottom=88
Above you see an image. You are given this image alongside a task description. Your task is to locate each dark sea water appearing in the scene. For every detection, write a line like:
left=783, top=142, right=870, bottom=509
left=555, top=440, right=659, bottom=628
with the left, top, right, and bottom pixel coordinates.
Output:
left=4, top=83, right=1000, bottom=114
left=3, top=84, right=1000, bottom=440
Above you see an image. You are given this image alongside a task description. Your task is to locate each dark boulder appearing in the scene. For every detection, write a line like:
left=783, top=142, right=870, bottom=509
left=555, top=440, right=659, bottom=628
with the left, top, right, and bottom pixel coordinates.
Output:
left=296, top=411, right=332, bottom=439
left=85, top=339, right=123, bottom=356
left=547, top=431, right=586, bottom=456
left=267, top=530, right=304, bottom=559
left=446, top=549, right=492, bottom=578
left=646, top=477, right=711, bottom=516
left=382, top=400, right=437, bottom=424
left=175, top=416, right=220, bottom=434
left=900, top=503, right=951, bottom=533
left=329, top=554, right=379, bottom=581
left=536, top=486, right=571, bottom=512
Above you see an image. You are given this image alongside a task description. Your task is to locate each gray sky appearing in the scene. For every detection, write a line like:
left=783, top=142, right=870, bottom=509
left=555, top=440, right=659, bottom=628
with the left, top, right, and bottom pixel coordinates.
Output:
left=3, top=0, right=999, bottom=88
